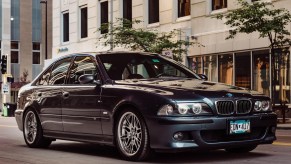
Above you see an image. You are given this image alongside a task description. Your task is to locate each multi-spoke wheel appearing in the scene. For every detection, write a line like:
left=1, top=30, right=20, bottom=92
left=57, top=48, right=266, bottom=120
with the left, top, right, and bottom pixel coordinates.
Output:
left=23, top=109, right=52, bottom=148
left=115, top=109, right=151, bottom=161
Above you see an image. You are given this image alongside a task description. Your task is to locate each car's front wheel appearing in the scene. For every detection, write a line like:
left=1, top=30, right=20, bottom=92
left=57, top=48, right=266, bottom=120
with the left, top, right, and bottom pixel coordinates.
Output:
left=23, top=109, right=52, bottom=148
left=115, top=109, right=151, bottom=161
left=225, top=145, right=257, bottom=153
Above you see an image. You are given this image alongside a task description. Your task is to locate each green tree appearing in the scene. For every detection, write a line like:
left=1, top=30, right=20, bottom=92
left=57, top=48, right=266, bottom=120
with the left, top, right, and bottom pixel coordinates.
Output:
left=97, top=19, right=201, bottom=61
left=215, top=0, right=291, bottom=104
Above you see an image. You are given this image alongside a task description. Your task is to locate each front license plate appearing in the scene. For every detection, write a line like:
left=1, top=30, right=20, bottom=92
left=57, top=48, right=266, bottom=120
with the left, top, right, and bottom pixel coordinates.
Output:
left=229, top=120, right=251, bottom=135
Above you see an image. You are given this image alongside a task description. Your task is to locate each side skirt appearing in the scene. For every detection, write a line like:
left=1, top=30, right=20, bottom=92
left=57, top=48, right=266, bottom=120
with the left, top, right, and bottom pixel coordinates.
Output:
left=43, top=130, right=114, bottom=146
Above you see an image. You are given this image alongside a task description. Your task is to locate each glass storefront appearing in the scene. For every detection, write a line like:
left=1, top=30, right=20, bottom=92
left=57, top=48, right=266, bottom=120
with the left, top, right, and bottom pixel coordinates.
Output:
left=253, top=50, right=270, bottom=96
left=203, top=56, right=218, bottom=82
left=218, top=54, right=233, bottom=85
left=188, top=48, right=290, bottom=104
left=235, top=52, right=251, bottom=89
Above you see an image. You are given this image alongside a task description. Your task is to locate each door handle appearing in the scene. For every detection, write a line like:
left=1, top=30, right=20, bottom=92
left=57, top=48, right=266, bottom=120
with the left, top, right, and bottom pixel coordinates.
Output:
left=62, top=91, right=70, bottom=98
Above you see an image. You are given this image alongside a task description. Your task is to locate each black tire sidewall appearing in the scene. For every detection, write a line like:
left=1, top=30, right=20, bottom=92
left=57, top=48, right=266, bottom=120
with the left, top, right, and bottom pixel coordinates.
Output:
left=23, top=109, right=49, bottom=148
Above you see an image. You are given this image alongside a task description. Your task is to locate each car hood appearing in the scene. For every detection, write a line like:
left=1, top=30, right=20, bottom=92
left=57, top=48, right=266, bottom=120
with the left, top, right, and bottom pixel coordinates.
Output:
left=114, top=78, right=266, bottom=100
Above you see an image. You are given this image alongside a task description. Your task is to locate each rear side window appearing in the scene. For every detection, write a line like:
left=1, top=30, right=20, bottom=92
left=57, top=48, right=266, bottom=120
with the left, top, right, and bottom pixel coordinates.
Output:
left=67, top=56, right=99, bottom=84
left=36, top=57, right=72, bottom=86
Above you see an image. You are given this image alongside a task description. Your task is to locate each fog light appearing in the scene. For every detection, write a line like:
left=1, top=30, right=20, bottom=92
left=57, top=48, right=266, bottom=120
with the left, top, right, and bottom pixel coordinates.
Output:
left=173, top=132, right=184, bottom=141
left=271, top=126, right=276, bottom=134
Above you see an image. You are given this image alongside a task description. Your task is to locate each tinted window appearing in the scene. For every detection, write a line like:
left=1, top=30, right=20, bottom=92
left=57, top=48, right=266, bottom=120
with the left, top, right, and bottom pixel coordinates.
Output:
left=36, top=67, right=51, bottom=86
left=49, top=58, right=72, bottom=85
left=99, top=54, right=199, bottom=80
left=67, top=56, right=99, bottom=84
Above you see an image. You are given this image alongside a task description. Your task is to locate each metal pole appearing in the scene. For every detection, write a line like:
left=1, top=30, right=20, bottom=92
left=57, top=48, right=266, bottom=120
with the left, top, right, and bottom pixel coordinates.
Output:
left=110, top=0, right=113, bottom=51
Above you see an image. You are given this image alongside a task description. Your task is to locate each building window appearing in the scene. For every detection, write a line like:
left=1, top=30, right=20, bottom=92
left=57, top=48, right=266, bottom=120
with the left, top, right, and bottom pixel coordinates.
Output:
left=123, top=0, right=132, bottom=27
left=218, top=54, right=233, bottom=85
left=101, top=1, right=109, bottom=34
left=63, top=12, right=69, bottom=42
left=178, top=0, right=190, bottom=18
left=253, top=50, right=270, bottom=96
left=11, top=41, right=19, bottom=63
left=235, top=52, right=251, bottom=89
left=190, top=57, right=202, bottom=74
left=203, top=55, right=218, bottom=82
left=148, top=0, right=159, bottom=24
left=33, top=43, right=40, bottom=64
left=80, top=7, right=88, bottom=38
left=212, top=0, right=227, bottom=11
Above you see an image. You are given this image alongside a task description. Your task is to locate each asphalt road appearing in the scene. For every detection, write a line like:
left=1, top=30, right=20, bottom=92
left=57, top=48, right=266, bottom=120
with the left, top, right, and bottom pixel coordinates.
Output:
left=0, top=116, right=291, bottom=164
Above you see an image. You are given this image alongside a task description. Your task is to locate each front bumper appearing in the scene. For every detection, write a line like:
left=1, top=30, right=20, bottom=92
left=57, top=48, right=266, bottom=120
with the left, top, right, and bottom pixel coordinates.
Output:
left=146, top=113, right=277, bottom=151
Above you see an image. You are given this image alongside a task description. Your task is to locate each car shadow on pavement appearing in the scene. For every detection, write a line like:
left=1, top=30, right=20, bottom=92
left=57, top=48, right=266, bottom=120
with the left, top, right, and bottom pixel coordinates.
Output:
left=42, top=141, right=272, bottom=163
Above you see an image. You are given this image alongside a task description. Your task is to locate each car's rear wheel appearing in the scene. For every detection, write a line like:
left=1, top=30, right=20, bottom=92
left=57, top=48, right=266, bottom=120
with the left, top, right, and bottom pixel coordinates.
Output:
left=23, top=109, right=52, bottom=148
left=225, top=145, right=257, bottom=153
left=115, top=109, right=151, bottom=161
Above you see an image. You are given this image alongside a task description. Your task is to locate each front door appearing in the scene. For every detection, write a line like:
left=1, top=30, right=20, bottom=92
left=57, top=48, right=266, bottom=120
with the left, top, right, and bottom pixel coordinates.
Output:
left=36, top=57, right=73, bottom=132
left=62, top=56, right=103, bottom=135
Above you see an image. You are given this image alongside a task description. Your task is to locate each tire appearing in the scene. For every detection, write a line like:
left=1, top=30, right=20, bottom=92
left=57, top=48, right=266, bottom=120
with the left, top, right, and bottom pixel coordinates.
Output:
left=225, top=145, right=257, bottom=153
left=23, top=109, right=52, bottom=148
left=115, top=109, right=151, bottom=161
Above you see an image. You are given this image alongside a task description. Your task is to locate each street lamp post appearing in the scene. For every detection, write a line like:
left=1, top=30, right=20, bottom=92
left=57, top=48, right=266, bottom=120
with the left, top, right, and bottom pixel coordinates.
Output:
left=40, top=0, right=48, bottom=60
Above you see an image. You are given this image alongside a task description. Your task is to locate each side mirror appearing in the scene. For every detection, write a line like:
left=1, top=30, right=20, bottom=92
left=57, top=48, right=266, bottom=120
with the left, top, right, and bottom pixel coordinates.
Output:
left=198, top=74, right=208, bottom=81
left=78, top=74, right=101, bottom=85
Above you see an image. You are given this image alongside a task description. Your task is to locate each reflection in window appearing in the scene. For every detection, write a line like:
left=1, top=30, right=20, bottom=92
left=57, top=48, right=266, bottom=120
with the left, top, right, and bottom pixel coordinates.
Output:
left=67, top=56, right=98, bottom=84
left=212, top=0, right=227, bottom=11
left=190, top=57, right=202, bottom=74
left=273, top=49, right=290, bottom=103
left=253, top=50, right=270, bottom=96
left=235, top=52, right=251, bottom=89
left=49, top=58, right=72, bottom=85
left=203, top=55, right=218, bottom=82
left=218, top=54, right=233, bottom=85
left=178, top=0, right=190, bottom=18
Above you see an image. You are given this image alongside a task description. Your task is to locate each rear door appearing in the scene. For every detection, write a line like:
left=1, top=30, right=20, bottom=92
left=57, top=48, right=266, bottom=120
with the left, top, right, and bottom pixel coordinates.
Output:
left=62, top=55, right=103, bottom=135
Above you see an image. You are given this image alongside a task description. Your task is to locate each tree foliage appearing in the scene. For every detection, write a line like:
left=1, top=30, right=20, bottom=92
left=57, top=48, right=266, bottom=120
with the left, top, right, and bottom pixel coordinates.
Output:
left=97, top=19, right=201, bottom=61
left=215, top=0, right=291, bottom=49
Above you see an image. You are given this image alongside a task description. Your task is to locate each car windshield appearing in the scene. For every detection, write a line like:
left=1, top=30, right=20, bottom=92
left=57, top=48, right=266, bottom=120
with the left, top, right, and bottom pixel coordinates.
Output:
left=98, top=53, right=200, bottom=80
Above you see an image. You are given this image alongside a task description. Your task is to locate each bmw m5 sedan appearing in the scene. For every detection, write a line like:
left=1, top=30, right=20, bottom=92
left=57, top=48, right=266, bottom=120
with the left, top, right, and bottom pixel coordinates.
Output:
left=15, top=51, right=277, bottom=161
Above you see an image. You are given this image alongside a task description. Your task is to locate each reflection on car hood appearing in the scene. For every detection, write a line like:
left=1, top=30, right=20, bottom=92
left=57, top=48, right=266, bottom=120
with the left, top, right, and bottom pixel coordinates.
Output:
left=114, top=78, right=265, bottom=99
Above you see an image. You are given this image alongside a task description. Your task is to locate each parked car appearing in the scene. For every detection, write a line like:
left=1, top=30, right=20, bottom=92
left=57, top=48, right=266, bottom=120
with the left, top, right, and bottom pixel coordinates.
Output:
left=15, top=51, right=277, bottom=161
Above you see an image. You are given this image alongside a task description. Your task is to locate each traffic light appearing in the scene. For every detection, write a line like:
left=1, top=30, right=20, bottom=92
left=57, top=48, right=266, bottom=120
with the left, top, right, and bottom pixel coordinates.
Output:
left=1, top=55, right=7, bottom=74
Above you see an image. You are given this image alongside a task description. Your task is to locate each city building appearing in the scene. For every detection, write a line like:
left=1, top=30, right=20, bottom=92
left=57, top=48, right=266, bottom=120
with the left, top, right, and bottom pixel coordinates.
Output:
left=0, top=0, right=52, bottom=103
left=53, top=0, right=291, bottom=104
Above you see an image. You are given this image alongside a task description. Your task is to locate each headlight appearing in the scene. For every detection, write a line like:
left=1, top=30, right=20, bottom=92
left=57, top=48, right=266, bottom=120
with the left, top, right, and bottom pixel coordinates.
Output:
left=253, top=100, right=271, bottom=112
left=157, top=103, right=212, bottom=116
